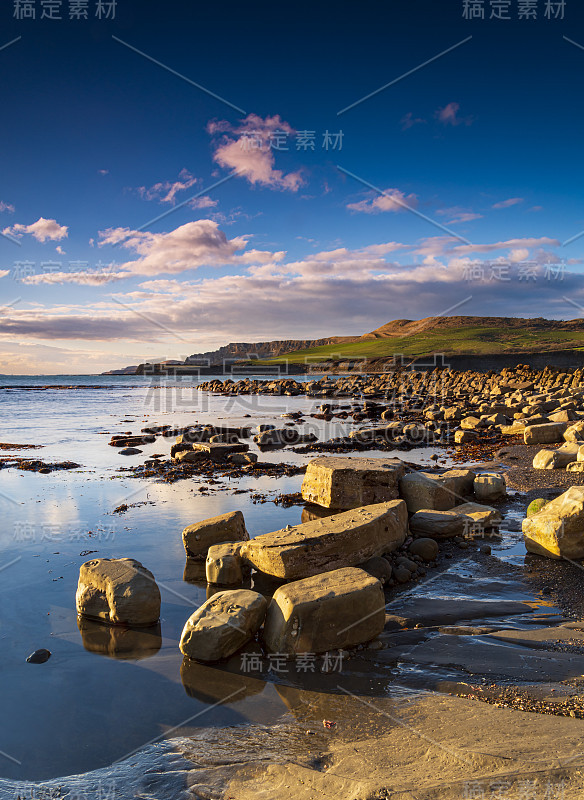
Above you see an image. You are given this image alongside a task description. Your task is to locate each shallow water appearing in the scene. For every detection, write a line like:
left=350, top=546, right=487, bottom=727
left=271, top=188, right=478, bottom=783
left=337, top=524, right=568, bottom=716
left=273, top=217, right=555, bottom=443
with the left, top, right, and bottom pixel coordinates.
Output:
left=0, top=376, right=560, bottom=782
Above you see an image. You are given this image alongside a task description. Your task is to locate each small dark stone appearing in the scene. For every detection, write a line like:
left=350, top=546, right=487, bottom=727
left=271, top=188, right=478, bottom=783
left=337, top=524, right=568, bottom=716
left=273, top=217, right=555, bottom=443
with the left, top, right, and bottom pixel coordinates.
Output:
left=26, top=648, right=51, bottom=664
left=119, top=447, right=143, bottom=455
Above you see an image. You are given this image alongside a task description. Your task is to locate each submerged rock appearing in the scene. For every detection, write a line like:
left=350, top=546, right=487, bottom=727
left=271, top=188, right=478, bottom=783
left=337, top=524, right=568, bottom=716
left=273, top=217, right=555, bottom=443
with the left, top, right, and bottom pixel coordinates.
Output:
left=26, top=648, right=51, bottom=664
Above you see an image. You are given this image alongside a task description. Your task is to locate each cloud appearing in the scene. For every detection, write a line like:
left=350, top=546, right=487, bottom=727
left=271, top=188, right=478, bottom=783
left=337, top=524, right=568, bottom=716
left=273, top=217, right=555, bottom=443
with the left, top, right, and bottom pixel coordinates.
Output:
left=56, top=246, right=66, bottom=255
left=0, top=270, right=9, bottom=279
left=97, top=219, right=280, bottom=277
left=436, top=102, right=474, bottom=127
left=492, top=197, right=524, bottom=209
left=0, top=202, right=15, bottom=213
left=3, top=217, right=68, bottom=243
left=208, top=114, right=304, bottom=191
left=347, top=189, right=419, bottom=214
left=401, top=112, right=426, bottom=130
left=21, top=271, right=128, bottom=286
left=436, top=207, right=483, bottom=225
left=137, top=168, right=199, bottom=205
left=189, top=195, right=218, bottom=210
left=98, top=169, right=109, bottom=176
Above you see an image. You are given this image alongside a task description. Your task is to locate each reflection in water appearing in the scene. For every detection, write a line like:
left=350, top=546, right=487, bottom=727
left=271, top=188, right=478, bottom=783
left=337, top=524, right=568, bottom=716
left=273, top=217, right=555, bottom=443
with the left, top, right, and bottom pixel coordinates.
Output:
left=181, top=650, right=266, bottom=704
left=77, top=616, right=162, bottom=660
left=183, top=558, right=206, bottom=584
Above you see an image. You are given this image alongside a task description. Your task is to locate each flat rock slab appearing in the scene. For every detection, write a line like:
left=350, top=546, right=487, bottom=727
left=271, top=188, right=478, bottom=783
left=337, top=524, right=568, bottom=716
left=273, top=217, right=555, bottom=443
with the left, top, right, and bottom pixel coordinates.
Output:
left=384, top=597, right=532, bottom=628
left=241, top=500, right=408, bottom=580
left=263, top=567, right=385, bottom=654
left=192, top=442, right=249, bottom=460
left=488, top=623, right=584, bottom=649
left=301, top=456, right=404, bottom=510
left=401, top=635, right=584, bottom=681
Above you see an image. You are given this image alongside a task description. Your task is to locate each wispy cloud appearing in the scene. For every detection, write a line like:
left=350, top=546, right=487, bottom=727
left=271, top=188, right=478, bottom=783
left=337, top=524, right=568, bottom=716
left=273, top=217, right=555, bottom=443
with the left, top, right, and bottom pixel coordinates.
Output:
left=137, top=168, right=199, bottom=205
left=208, top=114, right=304, bottom=191
left=436, top=207, right=483, bottom=225
left=0, top=202, right=15, bottom=213
left=3, top=217, right=68, bottom=243
left=401, top=112, right=427, bottom=130
left=347, top=188, right=419, bottom=214
left=492, top=197, right=524, bottom=209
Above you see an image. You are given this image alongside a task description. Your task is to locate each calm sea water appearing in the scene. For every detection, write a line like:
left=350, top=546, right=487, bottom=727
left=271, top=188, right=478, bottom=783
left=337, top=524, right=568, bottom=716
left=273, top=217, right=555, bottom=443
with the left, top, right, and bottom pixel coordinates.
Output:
left=0, top=374, right=449, bottom=782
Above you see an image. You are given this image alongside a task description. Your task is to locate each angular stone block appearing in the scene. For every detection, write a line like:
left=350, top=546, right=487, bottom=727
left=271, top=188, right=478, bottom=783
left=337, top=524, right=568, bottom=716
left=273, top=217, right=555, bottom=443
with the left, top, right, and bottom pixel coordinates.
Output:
left=182, top=510, right=249, bottom=559
left=301, top=456, right=404, bottom=510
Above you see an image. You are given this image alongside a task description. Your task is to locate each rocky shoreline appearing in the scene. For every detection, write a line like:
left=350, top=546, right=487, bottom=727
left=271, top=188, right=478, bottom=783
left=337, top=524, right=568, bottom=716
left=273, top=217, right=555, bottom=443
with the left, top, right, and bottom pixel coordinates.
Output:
left=8, top=362, right=584, bottom=798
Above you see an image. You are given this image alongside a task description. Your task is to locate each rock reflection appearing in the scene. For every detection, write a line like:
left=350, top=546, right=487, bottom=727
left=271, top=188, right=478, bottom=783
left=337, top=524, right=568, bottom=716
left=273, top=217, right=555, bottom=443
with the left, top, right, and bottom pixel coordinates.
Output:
left=301, top=505, right=336, bottom=523
left=183, top=558, right=207, bottom=584
left=181, top=647, right=266, bottom=704
left=77, top=616, right=161, bottom=660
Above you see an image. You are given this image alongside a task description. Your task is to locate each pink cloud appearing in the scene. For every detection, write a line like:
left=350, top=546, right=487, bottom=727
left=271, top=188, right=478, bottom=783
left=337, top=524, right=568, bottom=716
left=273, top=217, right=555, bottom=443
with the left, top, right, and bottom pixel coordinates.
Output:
left=492, top=197, right=524, bottom=209
left=437, top=207, right=483, bottom=225
left=137, top=168, right=199, bottom=205
left=436, top=102, right=474, bottom=127
left=347, top=189, right=419, bottom=214
left=208, top=114, right=304, bottom=191
left=3, top=217, right=68, bottom=242
left=401, top=112, right=426, bottom=130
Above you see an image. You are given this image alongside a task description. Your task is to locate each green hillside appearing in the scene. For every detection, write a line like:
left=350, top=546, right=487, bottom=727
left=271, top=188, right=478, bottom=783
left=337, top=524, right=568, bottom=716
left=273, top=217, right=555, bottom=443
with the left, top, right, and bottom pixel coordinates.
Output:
left=253, top=322, right=584, bottom=366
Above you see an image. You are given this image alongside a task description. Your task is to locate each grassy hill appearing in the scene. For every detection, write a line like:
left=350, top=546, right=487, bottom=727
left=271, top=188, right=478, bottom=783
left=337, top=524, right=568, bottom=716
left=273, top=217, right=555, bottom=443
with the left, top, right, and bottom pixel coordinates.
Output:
left=252, top=317, right=584, bottom=366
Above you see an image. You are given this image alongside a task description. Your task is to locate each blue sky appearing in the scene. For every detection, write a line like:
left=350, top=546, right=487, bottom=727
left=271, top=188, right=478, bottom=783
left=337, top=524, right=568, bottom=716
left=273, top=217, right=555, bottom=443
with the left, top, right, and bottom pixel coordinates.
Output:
left=0, top=0, right=583, bottom=373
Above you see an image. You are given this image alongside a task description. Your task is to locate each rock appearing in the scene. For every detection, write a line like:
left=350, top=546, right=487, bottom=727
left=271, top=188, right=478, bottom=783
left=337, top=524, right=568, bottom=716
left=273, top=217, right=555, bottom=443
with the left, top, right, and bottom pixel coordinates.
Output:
left=174, top=449, right=206, bottom=464
left=452, top=502, right=503, bottom=528
left=398, top=472, right=457, bottom=513
left=473, top=473, right=506, bottom=502
left=534, top=443, right=579, bottom=469
left=262, top=567, right=384, bottom=655
left=567, top=462, right=584, bottom=472
left=301, top=456, right=405, bottom=510
left=393, top=565, right=412, bottom=583
left=179, top=589, right=268, bottom=662
left=191, top=442, right=249, bottom=460
left=564, top=421, right=584, bottom=443
left=524, top=422, right=567, bottom=445
left=455, top=429, right=477, bottom=444
left=26, top=648, right=51, bottom=664
left=206, top=543, right=246, bottom=585
left=396, top=556, right=418, bottom=572
left=523, top=486, right=584, bottom=559
left=409, top=509, right=467, bottom=539
left=76, top=558, right=161, bottom=626
left=348, top=424, right=401, bottom=444
left=119, top=447, right=142, bottom=455
left=227, top=452, right=258, bottom=466
left=183, top=510, right=249, bottom=559
left=361, top=556, right=392, bottom=584
left=527, top=498, right=549, bottom=516
left=409, top=538, right=439, bottom=561
left=254, top=428, right=300, bottom=447
left=440, top=469, right=476, bottom=497
left=241, top=500, right=407, bottom=580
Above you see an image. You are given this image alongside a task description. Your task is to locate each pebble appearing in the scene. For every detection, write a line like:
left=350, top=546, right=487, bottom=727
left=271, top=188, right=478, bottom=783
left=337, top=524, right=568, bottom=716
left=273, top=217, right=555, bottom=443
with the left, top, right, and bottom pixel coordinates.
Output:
left=26, top=649, right=51, bottom=664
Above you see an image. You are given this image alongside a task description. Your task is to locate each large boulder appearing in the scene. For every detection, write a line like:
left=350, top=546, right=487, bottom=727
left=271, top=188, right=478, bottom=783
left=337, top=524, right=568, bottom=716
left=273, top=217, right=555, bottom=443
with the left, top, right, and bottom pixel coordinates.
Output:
left=452, top=502, right=502, bottom=528
left=241, top=500, right=407, bottom=580
left=524, top=423, right=567, bottom=445
left=533, top=444, right=579, bottom=470
left=179, top=589, right=267, bottom=662
left=523, top=486, right=584, bottom=559
left=301, top=456, right=405, bottom=510
left=563, top=421, right=584, bottom=443
left=76, top=558, right=161, bottom=626
left=262, top=567, right=384, bottom=655
left=182, top=510, right=249, bottom=559
left=399, top=472, right=457, bottom=513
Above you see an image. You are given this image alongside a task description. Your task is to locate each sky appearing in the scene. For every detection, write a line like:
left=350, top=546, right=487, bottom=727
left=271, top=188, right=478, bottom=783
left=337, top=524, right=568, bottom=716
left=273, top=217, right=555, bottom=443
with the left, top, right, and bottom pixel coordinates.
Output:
left=1, top=0, right=584, bottom=373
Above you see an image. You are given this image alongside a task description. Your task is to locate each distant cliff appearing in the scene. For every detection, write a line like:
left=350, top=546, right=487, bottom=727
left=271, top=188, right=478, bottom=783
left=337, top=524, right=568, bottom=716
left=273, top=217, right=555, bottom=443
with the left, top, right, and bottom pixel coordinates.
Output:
left=184, top=337, right=352, bottom=364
